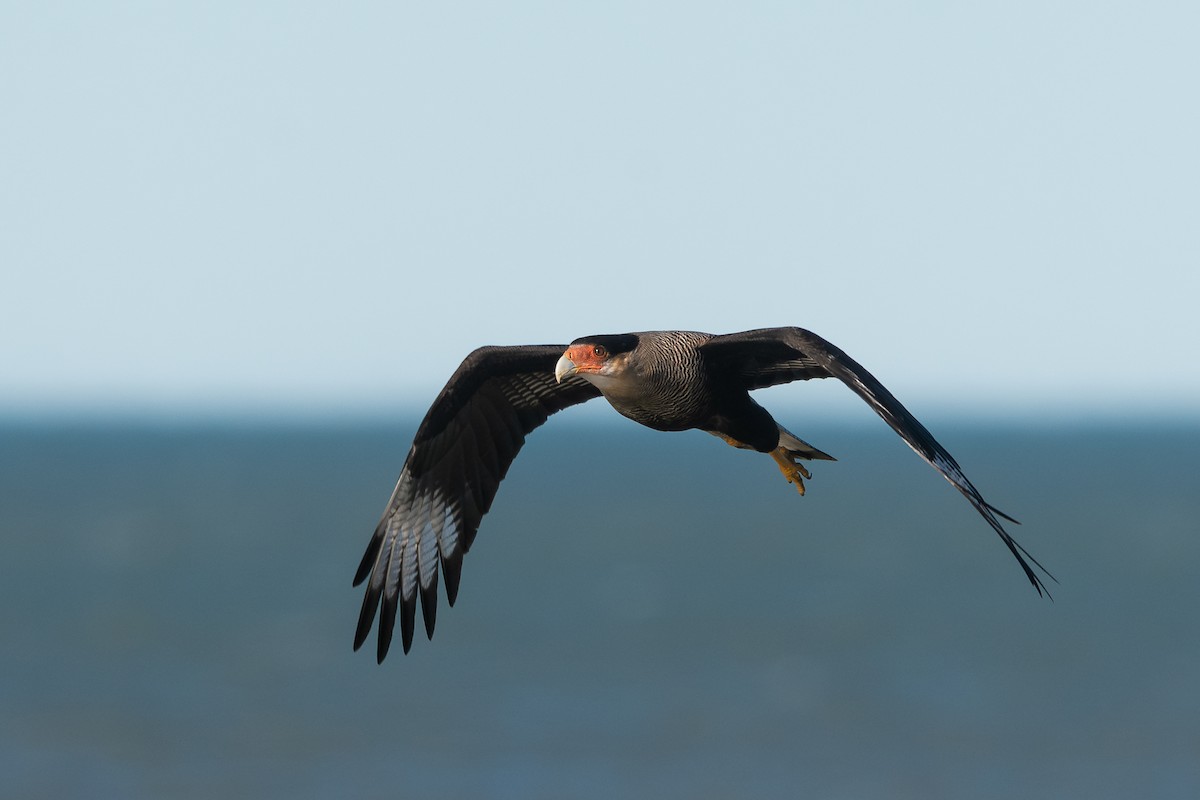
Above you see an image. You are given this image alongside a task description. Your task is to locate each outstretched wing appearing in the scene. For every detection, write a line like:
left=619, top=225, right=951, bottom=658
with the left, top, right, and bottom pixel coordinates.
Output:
left=353, top=345, right=602, bottom=661
left=699, top=327, right=1055, bottom=596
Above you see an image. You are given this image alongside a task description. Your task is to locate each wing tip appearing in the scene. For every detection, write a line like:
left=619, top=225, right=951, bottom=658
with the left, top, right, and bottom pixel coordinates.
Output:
left=353, top=516, right=391, bottom=587
left=985, top=501, right=1021, bottom=526
left=420, top=579, right=440, bottom=641
left=990, top=510, right=1057, bottom=600
left=442, top=553, right=463, bottom=607
left=397, top=592, right=417, bottom=656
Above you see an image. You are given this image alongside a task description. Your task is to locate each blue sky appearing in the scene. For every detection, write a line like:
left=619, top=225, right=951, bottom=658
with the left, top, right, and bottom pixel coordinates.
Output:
left=3, top=3, right=1197, bottom=419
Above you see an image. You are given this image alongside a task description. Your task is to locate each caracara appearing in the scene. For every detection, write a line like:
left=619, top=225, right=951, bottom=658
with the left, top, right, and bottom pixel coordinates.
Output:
left=353, top=327, right=1052, bottom=661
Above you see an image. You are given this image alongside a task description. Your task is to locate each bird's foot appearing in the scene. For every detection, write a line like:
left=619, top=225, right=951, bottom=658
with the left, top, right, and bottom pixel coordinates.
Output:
left=770, top=448, right=812, bottom=495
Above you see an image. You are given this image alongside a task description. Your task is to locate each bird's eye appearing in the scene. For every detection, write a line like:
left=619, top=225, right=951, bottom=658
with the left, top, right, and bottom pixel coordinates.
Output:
left=593, top=345, right=608, bottom=358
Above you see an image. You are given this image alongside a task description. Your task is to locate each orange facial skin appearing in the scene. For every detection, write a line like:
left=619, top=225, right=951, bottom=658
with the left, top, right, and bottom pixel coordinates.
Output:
left=561, top=343, right=610, bottom=374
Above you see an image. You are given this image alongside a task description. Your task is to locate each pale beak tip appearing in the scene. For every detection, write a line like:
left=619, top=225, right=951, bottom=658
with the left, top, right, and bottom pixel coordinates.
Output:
left=554, top=355, right=577, bottom=384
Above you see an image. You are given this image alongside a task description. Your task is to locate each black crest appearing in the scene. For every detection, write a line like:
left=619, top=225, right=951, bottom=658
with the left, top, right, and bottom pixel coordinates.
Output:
left=570, top=333, right=640, bottom=355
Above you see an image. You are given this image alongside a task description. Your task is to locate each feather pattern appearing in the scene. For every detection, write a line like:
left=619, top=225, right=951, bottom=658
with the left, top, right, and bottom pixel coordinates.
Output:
left=352, top=345, right=601, bottom=661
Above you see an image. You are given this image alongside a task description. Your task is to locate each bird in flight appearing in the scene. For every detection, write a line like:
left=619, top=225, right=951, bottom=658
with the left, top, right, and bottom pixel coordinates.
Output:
left=353, top=327, right=1053, bottom=661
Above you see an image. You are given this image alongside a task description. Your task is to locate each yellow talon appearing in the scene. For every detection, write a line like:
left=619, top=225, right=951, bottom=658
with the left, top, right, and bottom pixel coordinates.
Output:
left=711, top=431, right=819, bottom=495
left=770, top=447, right=812, bottom=495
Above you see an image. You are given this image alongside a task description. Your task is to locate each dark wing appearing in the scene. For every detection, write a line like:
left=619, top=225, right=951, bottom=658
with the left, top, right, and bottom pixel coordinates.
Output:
left=699, top=327, right=1055, bottom=596
left=353, top=345, right=602, bottom=661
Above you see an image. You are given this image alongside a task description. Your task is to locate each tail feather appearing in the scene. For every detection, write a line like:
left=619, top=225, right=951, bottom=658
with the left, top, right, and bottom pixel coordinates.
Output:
left=777, top=425, right=836, bottom=461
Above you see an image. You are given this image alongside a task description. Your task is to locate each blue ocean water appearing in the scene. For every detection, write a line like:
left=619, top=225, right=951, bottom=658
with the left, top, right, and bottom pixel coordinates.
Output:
left=1, top=418, right=1197, bottom=799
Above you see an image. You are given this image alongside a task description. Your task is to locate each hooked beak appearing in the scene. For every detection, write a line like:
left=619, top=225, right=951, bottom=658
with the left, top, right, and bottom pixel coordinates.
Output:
left=554, top=354, right=577, bottom=384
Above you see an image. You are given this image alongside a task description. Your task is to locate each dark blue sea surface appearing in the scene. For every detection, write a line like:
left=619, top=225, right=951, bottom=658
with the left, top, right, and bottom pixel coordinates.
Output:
left=2, top=418, right=1197, bottom=799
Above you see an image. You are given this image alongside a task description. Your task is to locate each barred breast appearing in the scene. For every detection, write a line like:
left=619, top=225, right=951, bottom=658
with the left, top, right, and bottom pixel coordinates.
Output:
left=603, top=330, right=716, bottom=431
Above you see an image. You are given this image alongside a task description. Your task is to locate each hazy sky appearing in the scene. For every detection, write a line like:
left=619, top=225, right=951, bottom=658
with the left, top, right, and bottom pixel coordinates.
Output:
left=3, top=3, right=1197, bottom=419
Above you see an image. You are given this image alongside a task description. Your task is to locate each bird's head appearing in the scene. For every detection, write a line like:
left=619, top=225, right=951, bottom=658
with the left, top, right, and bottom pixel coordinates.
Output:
left=554, top=334, right=639, bottom=387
